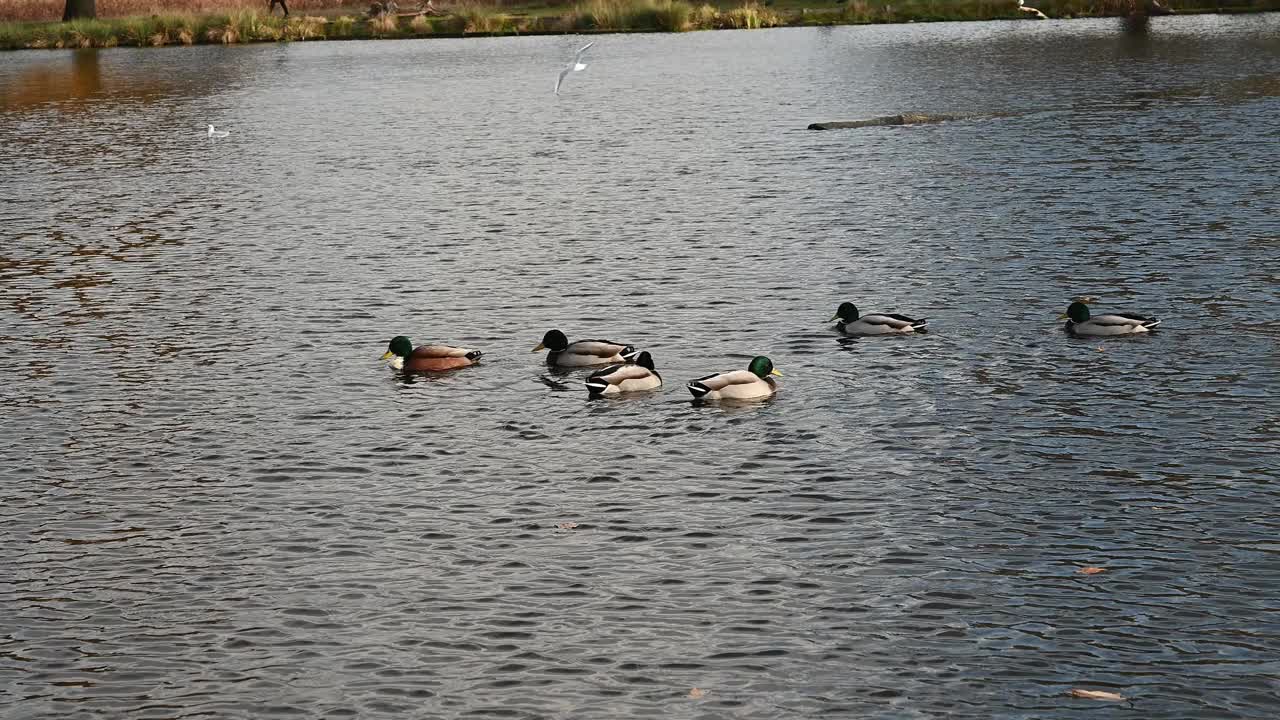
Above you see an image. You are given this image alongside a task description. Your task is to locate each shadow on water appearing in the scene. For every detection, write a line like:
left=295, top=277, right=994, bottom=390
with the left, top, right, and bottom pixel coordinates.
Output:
left=1121, top=11, right=1152, bottom=37
left=536, top=373, right=577, bottom=390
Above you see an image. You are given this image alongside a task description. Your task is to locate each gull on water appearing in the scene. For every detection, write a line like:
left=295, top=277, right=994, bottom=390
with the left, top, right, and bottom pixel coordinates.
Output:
left=207, top=124, right=230, bottom=138
left=555, top=41, right=594, bottom=95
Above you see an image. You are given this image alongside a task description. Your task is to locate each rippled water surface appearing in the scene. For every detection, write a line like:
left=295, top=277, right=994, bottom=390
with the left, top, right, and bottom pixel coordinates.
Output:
left=2, top=15, right=1279, bottom=718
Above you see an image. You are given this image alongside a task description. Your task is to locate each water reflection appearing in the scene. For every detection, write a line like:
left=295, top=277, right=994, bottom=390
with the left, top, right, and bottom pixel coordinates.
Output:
left=535, top=373, right=576, bottom=390
left=0, top=49, right=102, bottom=110
left=0, top=45, right=249, bottom=113
left=2, top=16, right=1279, bottom=720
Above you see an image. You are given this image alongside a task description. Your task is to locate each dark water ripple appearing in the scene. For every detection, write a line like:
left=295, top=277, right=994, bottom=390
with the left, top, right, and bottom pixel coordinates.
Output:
left=2, top=15, right=1280, bottom=719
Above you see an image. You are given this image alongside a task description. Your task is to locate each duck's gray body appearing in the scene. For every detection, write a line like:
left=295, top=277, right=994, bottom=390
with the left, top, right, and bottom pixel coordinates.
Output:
left=1066, top=313, right=1160, bottom=336
left=586, top=357, right=662, bottom=396
left=837, top=313, right=928, bottom=336
left=549, top=339, right=638, bottom=367
left=687, top=370, right=776, bottom=400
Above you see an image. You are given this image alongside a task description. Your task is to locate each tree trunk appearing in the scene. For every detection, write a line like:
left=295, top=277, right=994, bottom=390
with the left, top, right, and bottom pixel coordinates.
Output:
left=62, top=0, right=97, bottom=21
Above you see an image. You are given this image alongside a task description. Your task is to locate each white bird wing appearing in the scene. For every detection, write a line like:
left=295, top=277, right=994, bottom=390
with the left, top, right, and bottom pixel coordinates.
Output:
left=556, top=42, right=593, bottom=94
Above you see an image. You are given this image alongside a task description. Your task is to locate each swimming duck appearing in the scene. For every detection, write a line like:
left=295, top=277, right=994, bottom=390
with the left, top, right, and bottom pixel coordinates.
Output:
left=585, top=351, right=662, bottom=396
left=830, top=302, right=928, bottom=335
left=532, top=329, right=639, bottom=367
left=381, top=336, right=482, bottom=371
left=1061, top=302, right=1161, bottom=336
left=687, top=356, right=781, bottom=400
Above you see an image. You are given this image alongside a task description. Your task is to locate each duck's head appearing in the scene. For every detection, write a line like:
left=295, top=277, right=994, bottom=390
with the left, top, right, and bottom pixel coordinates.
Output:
left=1062, top=302, right=1090, bottom=322
left=532, top=329, right=568, bottom=353
left=830, top=302, right=859, bottom=323
left=381, top=336, right=413, bottom=360
left=633, top=351, right=655, bottom=371
left=749, top=356, right=782, bottom=378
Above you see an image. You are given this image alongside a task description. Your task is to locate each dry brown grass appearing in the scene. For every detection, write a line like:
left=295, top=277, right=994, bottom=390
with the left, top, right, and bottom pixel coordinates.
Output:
left=365, top=11, right=398, bottom=30
left=6, top=0, right=1279, bottom=50
left=0, top=0, right=358, bottom=23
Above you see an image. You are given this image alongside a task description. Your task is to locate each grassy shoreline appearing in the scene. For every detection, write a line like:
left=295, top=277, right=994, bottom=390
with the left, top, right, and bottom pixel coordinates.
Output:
left=2, top=0, right=1276, bottom=51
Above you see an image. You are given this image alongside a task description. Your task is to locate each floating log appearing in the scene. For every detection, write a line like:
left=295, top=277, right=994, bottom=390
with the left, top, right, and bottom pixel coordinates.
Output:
left=807, top=113, right=979, bottom=130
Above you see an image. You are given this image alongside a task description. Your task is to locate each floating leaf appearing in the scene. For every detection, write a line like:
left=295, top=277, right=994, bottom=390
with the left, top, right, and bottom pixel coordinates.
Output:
left=688, top=687, right=706, bottom=699
left=1070, top=689, right=1124, bottom=701
left=1078, top=566, right=1106, bottom=575
left=1097, top=347, right=1106, bottom=352
left=557, top=522, right=579, bottom=530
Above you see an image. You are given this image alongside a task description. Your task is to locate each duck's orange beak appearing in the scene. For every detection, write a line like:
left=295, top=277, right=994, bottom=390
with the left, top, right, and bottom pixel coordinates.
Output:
left=531, top=342, right=545, bottom=352
left=771, top=369, right=783, bottom=377
left=380, top=350, right=394, bottom=360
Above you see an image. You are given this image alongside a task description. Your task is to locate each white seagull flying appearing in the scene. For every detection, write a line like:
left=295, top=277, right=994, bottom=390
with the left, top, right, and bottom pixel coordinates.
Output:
left=555, top=41, right=594, bottom=95
left=207, top=124, right=230, bottom=138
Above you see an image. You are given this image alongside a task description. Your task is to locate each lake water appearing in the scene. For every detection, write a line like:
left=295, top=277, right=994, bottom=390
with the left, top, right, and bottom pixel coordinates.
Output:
left=2, top=14, right=1279, bottom=718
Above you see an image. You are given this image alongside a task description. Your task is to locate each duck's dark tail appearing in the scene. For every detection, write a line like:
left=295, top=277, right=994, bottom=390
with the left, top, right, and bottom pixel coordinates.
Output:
left=912, top=318, right=929, bottom=329
left=466, top=350, right=483, bottom=361
left=687, top=381, right=711, bottom=399
left=585, top=376, right=609, bottom=396
left=1142, top=317, right=1161, bottom=330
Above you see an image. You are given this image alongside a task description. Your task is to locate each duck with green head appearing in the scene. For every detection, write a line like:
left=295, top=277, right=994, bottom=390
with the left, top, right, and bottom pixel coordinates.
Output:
left=830, top=302, right=928, bottom=336
left=585, top=351, right=662, bottom=397
left=1061, top=301, right=1160, bottom=336
left=532, top=329, right=640, bottom=367
left=687, top=356, right=781, bottom=400
left=381, top=336, right=482, bottom=371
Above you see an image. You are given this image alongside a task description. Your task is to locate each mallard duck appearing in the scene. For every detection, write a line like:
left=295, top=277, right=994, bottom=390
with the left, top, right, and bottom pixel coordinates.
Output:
left=532, top=329, right=639, bottom=367
left=381, top=336, right=482, bottom=371
left=1061, top=302, right=1160, bottom=336
left=585, top=351, right=662, bottom=396
left=687, top=356, right=781, bottom=400
left=830, top=302, right=928, bottom=336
